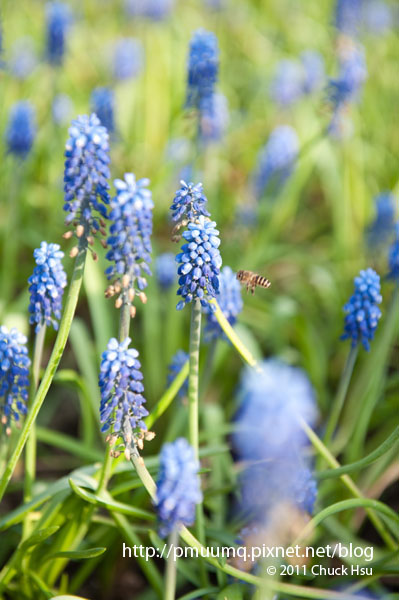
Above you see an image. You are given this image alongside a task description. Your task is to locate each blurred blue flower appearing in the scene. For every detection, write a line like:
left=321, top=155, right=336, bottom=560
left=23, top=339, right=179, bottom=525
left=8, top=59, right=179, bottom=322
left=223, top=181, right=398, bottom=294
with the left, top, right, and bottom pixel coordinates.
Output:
left=0, top=326, right=30, bottom=432
left=270, top=59, right=304, bottom=107
left=341, top=268, right=382, bottom=351
left=239, top=460, right=317, bottom=522
left=99, top=337, right=149, bottom=448
left=176, top=215, right=222, bottom=310
left=28, top=242, right=67, bottom=333
left=186, top=29, right=219, bottom=112
left=204, top=266, right=243, bottom=340
left=167, top=350, right=189, bottom=399
left=253, top=125, right=299, bottom=200
left=105, top=174, right=153, bottom=302
left=366, top=192, right=396, bottom=248
left=52, top=94, right=73, bottom=126
left=199, top=92, right=229, bottom=144
left=45, top=2, right=71, bottom=66
left=9, top=37, right=37, bottom=80
left=232, top=359, right=318, bottom=461
left=5, top=101, right=36, bottom=160
left=171, top=180, right=210, bottom=223
left=91, top=87, right=115, bottom=134
left=328, top=44, right=367, bottom=110
left=301, top=50, right=325, bottom=94
left=334, top=0, right=363, bottom=36
left=125, top=0, right=174, bottom=20
left=113, top=37, right=143, bottom=81
left=155, top=438, right=202, bottom=537
left=63, top=114, right=110, bottom=234
left=156, top=252, right=176, bottom=289
left=387, top=225, right=399, bottom=280
left=362, top=1, right=392, bottom=34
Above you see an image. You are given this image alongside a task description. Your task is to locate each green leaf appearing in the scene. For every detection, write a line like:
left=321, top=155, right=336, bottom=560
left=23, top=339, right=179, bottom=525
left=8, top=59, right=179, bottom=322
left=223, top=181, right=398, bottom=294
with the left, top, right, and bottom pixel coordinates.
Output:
left=45, top=547, right=106, bottom=561
left=178, top=588, right=220, bottom=600
left=83, top=256, right=113, bottom=357
left=20, top=526, right=60, bottom=551
left=217, top=583, right=245, bottom=600
left=50, top=596, right=91, bottom=600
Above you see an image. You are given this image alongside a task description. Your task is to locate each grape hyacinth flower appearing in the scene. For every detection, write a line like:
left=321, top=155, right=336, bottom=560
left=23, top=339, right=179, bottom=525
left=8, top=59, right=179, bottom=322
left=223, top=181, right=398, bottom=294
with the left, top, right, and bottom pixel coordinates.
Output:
left=52, top=94, right=73, bottom=126
left=362, top=1, right=392, bottom=34
left=5, top=101, right=36, bottom=160
left=185, top=30, right=219, bottom=112
left=204, top=266, right=243, bottom=340
left=99, top=337, right=153, bottom=456
left=28, top=242, right=67, bottom=333
left=63, top=114, right=110, bottom=245
left=45, top=2, right=71, bottom=66
left=155, top=438, right=202, bottom=537
left=270, top=59, right=304, bottom=107
left=91, top=87, right=115, bottom=134
left=233, top=359, right=318, bottom=461
left=156, top=252, right=176, bottom=290
left=341, top=268, right=382, bottom=351
left=334, top=0, right=363, bottom=36
left=175, top=216, right=222, bottom=311
left=387, top=225, right=399, bottom=280
left=301, top=50, right=325, bottom=94
left=199, top=92, right=229, bottom=144
left=125, top=0, right=174, bottom=20
left=113, top=38, right=143, bottom=81
left=167, top=350, right=189, bottom=399
left=170, top=180, right=210, bottom=224
left=105, top=174, right=153, bottom=317
left=328, top=44, right=367, bottom=110
left=9, top=37, right=38, bottom=80
left=253, top=126, right=299, bottom=200
left=0, top=326, right=30, bottom=433
left=366, top=192, right=396, bottom=248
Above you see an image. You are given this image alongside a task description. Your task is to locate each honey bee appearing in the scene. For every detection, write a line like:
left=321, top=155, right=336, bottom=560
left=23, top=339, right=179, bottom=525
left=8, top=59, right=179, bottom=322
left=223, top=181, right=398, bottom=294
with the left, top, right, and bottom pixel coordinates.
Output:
left=236, top=270, right=271, bottom=294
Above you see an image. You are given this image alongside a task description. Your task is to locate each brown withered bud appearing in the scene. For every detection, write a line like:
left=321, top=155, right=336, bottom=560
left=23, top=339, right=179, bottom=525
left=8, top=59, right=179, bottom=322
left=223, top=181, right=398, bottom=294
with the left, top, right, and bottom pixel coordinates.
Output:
left=69, top=246, right=79, bottom=258
left=128, top=288, right=135, bottom=302
left=105, top=286, right=115, bottom=298
left=129, top=305, right=137, bottom=318
left=99, top=218, right=106, bottom=228
left=100, top=239, right=107, bottom=249
left=138, top=292, right=147, bottom=304
left=124, top=448, right=131, bottom=461
left=1, top=415, right=7, bottom=425
left=114, top=281, right=121, bottom=294
left=144, top=431, right=155, bottom=441
left=122, top=274, right=130, bottom=289
left=115, top=297, right=123, bottom=309
left=92, top=252, right=98, bottom=262
left=6, top=426, right=12, bottom=436
left=137, top=437, right=144, bottom=451
left=62, top=231, right=73, bottom=239
left=87, top=236, right=94, bottom=246
left=100, top=228, right=107, bottom=236
left=76, top=224, right=85, bottom=238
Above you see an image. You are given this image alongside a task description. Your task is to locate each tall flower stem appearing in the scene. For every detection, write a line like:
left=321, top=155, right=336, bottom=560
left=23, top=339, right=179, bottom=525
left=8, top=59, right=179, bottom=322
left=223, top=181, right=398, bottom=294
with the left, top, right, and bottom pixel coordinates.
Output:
left=1, top=161, right=22, bottom=317
left=23, top=324, right=46, bottom=538
left=324, top=345, right=358, bottom=446
left=165, top=528, right=178, bottom=600
left=0, top=248, right=87, bottom=502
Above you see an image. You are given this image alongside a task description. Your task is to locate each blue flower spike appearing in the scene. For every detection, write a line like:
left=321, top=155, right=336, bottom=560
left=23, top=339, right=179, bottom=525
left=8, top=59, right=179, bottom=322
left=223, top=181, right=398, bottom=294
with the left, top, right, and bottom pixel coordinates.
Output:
left=99, top=337, right=154, bottom=458
left=46, top=2, right=72, bottom=66
left=155, top=438, right=202, bottom=537
left=204, top=266, right=243, bottom=340
left=341, top=268, right=382, bottom=351
left=0, top=326, right=30, bottom=434
left=63, top=114, right=110, bottom=255
left=91, top=87, right=115, bottom=134
left=105, top=174, right=153, bottom=318
left=28, top=242, right=67, bottom=333
left=186, top=30, right=219, bottom=113
left=5, top=101, right=36, bottom=160
left=387, top=225, right=399, bottom=281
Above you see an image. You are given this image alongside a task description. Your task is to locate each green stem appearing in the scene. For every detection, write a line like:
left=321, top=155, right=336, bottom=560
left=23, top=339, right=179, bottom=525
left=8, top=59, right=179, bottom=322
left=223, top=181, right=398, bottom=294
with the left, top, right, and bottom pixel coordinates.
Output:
left=188, top=299, right=201, bottom=460
left=200, top=338, right=217, bottom=400
left=324, top=345, right=358, bottom=445
left=165, top=528, right=178, bottom=600
left=23, top=324, right=47, bottom=538
left=0, top=248, right=87, bottom=502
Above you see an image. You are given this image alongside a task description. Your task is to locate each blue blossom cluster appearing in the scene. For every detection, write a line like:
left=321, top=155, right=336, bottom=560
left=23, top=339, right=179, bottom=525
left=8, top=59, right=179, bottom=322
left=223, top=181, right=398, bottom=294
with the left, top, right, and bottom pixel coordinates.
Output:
left=91, top=87, right=115, bottom=134
left=362, top=1, right=392, bottom=34
left=167, top=350, right=189, bottom=399
left=155, top=438, right=202, bottom=537
left=45, top=2, right=71, bottom=66
left=334, top=0, right=392, bottom=36
left=63, top=114, right=110, bottom=238
left=388, top=226, right=399, bottom=281
left=301, top=50, right=326, bottom=94
left=199, top=92, right=229, bottom=144
left=171, top=180, right=210, bottom=223
left=9, top=37, right=37, bottom=80
left=341, top=268, right=382, bottom=351
left=99, top=337, right=149, bottom=453
left=5, top=101, right=36, bottom=160
left=113, top=38, right=143, bottom=81
left=366, top=192, right=396, bottom=248
left=335, top=0, right=363, bottom=35
left=233, top=360, right=318, bottom=529
left=0, top=326, right=30, bottom=432
left=52, top=94, right=73, bottom=126
left=28, top=242, right=67, bottom=333
left=175, top=216, right=222, bottom=310
left=270, top=52, right=325, bottom=107
left=155, top=253, right=176, bottom=290
left=253, top=125, right=299, bottom=200
left=186, top=30, right=219, bottom=112
left=204, top=266, right=243, bottom=340
left=105, top=174, right=153, bottom=311
left=125, top=0, right=174, bottom=20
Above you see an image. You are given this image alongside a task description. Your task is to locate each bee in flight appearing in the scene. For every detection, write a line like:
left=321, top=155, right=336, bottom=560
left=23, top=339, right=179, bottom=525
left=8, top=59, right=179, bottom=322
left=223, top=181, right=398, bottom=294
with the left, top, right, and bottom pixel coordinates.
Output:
left=236, top=270, right=271, bottom=294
